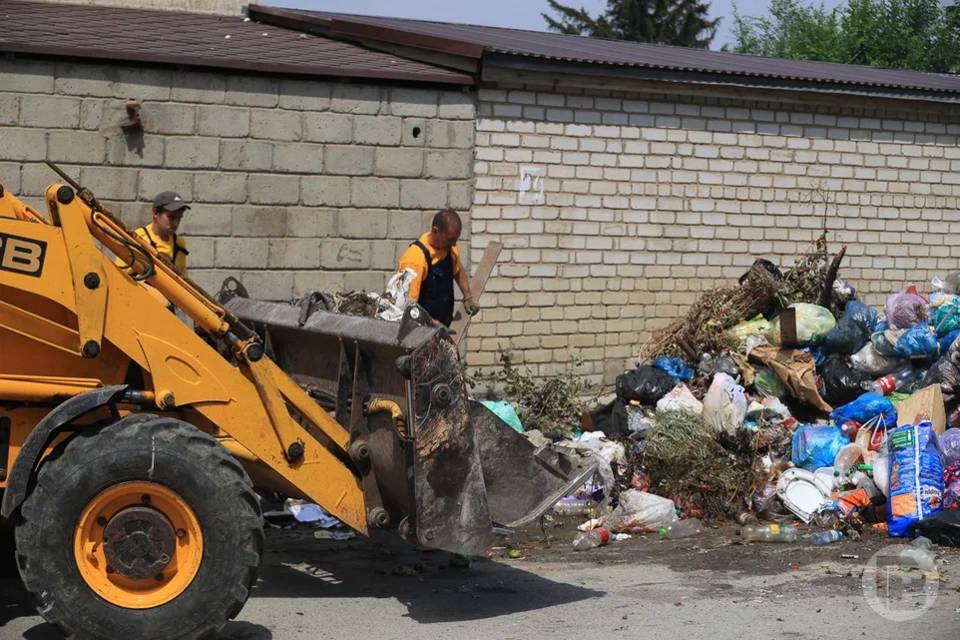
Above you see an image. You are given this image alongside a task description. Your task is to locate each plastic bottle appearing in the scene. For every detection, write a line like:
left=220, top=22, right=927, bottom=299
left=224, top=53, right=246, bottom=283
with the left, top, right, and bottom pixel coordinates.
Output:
left=658, top=518, right=701, bottom=539
left=740, top=524, right=799, bottom=542
left=572, top=527, right=610, bottom=551
left=809, top=530, right=843, bottom=546
left=898, top=537, right=936, bottom=571
left=865, top=366, right=918, bottom=395
left=834, top=443, right=865, bottom=479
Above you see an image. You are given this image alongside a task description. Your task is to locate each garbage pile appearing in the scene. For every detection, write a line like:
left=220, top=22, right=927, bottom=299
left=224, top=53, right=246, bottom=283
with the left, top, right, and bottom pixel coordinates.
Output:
left=529, top=238, right=960, bottom=552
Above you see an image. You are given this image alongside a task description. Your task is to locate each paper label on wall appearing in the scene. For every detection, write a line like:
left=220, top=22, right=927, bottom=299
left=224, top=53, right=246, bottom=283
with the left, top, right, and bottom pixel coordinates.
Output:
left=518, top=166, right=545, bottom=205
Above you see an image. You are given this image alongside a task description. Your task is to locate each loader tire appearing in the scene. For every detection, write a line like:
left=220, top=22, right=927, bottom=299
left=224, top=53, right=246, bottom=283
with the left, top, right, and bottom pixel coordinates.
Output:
left=14, top=414, right=264, bottom=640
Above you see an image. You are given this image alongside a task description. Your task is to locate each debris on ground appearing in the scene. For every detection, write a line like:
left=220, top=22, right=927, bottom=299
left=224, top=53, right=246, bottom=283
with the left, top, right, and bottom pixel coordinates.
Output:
left=484, top=234, right=960, bottom=566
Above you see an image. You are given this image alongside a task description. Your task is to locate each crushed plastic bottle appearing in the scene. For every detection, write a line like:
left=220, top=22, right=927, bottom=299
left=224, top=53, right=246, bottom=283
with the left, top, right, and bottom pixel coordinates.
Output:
left=572, top=527, right=610, bottom=551
left=740, top=523, right=799, bottom=543
left=809, top=530, right=843, bottom=546
left=658, top=518, right=701, bottom=539
left=897, top=537, right=936, bottom=571
left=864, top=366, right=918, bottom=395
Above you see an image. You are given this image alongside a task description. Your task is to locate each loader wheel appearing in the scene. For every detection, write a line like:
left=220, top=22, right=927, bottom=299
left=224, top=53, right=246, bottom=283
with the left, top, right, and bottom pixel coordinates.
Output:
left=14, top=414, right=264, bottom=640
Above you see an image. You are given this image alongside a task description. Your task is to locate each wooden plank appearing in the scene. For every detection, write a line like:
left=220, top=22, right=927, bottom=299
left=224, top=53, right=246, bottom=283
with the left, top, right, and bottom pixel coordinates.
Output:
left=451, top=241, right=502, bottom=345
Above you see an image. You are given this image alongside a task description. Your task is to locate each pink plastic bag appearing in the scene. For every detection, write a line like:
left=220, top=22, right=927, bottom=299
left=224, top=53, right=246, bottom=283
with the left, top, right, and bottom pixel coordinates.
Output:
left=885, top=285, right=928, bottom=329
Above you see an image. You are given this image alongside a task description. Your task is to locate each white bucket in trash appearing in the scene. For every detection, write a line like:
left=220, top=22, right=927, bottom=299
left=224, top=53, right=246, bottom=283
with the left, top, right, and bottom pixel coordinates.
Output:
left=777, top=468, right=833, bottom=523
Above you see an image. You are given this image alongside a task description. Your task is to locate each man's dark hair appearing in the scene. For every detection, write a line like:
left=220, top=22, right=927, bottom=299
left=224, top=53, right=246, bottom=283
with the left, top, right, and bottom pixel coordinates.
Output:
left=431, top=208, right=461, bottom=233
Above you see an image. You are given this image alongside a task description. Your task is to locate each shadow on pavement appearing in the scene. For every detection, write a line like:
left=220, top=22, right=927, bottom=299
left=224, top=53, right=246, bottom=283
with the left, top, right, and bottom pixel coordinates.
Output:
left=0, top=530, right=602, bottom=635
left=251, top=531, right=603, bottom=624
left=2, top=577, right=271, bottom=640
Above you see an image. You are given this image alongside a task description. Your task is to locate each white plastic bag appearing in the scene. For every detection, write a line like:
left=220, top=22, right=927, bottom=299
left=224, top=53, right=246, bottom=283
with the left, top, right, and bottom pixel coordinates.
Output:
left=850, top=343, right=905, bottom=376
left=655, top=383, right=704, bottom=415
left=602, top=490, right=676, bottom=534
left=702, top=373, right=748, bottom=435
left=376, top=267, right=417, bottom=322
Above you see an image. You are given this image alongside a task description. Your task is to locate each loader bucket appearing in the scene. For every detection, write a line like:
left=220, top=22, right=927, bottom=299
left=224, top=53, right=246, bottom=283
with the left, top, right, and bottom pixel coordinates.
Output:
left=220, top=284, right=596, bottom=556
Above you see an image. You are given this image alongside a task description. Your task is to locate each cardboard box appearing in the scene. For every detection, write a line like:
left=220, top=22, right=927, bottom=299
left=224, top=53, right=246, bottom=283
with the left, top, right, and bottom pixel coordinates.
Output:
left=895, top=384, right=946, bottom=435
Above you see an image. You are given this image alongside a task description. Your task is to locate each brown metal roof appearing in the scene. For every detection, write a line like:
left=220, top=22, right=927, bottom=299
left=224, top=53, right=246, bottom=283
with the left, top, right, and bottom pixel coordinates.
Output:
left=0, top=0, right=472, bottom=85
left=249, top=6, right=960, bottom=96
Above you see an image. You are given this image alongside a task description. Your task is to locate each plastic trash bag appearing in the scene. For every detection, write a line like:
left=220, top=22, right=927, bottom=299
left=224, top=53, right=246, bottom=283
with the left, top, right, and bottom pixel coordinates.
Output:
left=845, top=300, right=879, bottom=333
left=791, top=424, right=850, bottom=471
left=820, top=354, right=871, bottom=408
left=603, top=490, right=677, bottom=534
left=833, top=279, right=857, bottom=305
left=480, top=400, right=524, bottom=434
left=939, top=329, right=960, bottom=356
left=653, top=356, right=694, bottom=383
left=616, top=366, right=675, bottom=404
left=893, top=323, right=939, bottom=360
left=932, top=297, right=960, bottom=338
left=916, top=510, right=960, bottom=546
left=754, top=366, right=785, bottom=398
left=702, top=373, right=748, bottom=436
left=888, top=421, right=944, bottom=537
left=656, top=383, right=704, bottom=415
left=830, top=392, right=897, bottom=429
left=377, top=267, right=417, bottom=322
left=823, top=300, right=878, bottom=354
left=851, top=343, right=905, bottom=376
left=940, top=429, right=960, bottom=468
left=726, top=315, right=771, bottom=345
left=932, top=272, right=960, bottom=295
left=822, top=320, right=869, bottom=354
left=885, top=286, right=928, bottom=330
left=766, top=303, right=837, bottom=346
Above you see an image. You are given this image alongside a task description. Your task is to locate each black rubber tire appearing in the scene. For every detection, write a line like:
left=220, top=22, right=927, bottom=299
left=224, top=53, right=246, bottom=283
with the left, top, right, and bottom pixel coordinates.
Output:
left=14, top=414, right=264, bottom=640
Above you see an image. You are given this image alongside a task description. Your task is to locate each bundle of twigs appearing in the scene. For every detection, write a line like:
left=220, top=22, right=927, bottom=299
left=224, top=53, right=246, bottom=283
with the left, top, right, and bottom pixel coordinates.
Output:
left=637, top=265, right=780, bottom=362
left=637, top=235, right=834, bottom=363
left=641, top=411, right=760, bottom=519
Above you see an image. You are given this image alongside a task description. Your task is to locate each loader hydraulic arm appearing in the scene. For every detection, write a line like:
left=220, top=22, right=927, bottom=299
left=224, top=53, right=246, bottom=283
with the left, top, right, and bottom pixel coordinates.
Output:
left=0, top=167, right=369, bottom=533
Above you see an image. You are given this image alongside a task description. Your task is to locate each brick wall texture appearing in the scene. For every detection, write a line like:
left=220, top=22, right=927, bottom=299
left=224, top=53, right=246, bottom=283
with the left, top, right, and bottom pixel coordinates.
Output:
left=466, top=82, right=960, bottom=387
left=0, top=57, right=475, bottom=299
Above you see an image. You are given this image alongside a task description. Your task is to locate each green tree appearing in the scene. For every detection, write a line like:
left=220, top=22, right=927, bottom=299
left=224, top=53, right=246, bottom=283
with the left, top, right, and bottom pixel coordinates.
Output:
left=728, top=0, right=960, bottom=72
left=543, top=0, right=720, bottom=48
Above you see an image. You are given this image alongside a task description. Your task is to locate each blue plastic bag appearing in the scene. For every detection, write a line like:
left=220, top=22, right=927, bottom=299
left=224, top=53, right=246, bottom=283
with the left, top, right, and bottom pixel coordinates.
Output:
left=888, top=421, right=944, bottom=537
left=653, top=356, right=694, bottom=382
left=893, top=323, right=939, bottom=360
left=845, top=300, right=879, bottom=333
left=480, top=400, right=524, bottom=434
left=791, top=424, right=849, bottom=471
left=939, top=328, right=960, bottom=355
left=830, top=392, right=897, bottom=429
left=802, top=346, right=829, bottom=368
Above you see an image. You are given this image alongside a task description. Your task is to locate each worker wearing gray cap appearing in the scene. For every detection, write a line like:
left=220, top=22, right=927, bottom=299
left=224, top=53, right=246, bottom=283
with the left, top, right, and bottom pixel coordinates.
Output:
left=133, top=191, right=191, bottom=274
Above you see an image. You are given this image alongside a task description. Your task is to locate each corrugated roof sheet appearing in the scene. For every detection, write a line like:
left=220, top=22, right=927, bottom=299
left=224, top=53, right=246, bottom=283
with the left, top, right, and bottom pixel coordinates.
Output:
left=269, top=8, right=960, bottom=95
left=0, top=0, right=472, bottom=85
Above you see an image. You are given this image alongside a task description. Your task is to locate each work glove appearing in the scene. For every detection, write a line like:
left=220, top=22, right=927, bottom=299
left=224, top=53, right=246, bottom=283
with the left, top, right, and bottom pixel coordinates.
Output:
left=464, top=297, right=480, bottom=316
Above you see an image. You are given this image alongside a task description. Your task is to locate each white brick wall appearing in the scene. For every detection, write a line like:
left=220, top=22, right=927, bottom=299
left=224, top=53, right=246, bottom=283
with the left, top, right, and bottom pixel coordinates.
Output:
left=0, top=56, right=475, bottom=299
left=466, top=82, right=960, bottom=387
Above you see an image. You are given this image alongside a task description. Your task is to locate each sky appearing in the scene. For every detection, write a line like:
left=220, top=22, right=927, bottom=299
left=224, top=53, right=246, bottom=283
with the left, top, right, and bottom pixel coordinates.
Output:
left=266, top=0, right=795, bottom=50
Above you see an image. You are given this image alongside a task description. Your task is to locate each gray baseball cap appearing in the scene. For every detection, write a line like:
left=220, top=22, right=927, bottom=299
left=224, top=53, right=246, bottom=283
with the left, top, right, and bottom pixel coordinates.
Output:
left=153, top=191, right=191, bottom=213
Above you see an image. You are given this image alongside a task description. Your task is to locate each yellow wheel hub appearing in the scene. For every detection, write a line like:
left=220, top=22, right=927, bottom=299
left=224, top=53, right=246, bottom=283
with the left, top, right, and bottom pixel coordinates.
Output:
left=74, top=481, right=203, bottom=609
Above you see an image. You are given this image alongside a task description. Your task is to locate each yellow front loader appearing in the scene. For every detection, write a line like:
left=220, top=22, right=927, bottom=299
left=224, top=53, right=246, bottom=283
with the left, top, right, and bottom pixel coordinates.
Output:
left=0, top=164, right=593, bottom=640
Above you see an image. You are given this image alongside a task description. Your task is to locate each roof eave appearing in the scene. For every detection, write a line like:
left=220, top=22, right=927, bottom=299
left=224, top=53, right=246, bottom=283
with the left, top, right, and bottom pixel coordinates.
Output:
left=0, top=42, right=474, bottom=85
left=484, top=54, right=960, bottom=107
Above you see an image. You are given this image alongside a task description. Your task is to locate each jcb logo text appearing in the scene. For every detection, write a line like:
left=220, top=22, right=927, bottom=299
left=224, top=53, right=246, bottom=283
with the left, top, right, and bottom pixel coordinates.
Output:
left=0, top=232, right=46, bottom=277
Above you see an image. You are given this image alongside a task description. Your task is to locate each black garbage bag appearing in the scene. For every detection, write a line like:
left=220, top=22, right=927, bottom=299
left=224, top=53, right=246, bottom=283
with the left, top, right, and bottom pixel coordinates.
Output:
left=587, top=398, right=630, bottom=439
left=915, top=510, right=960, bottom=547
left=822, top=320, right=868, bottom=354
left=921, top=356, right=960, bottom=401
left=616, top=366, right=675, bottom=405
left=820, top=354, right=870, bottom=407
